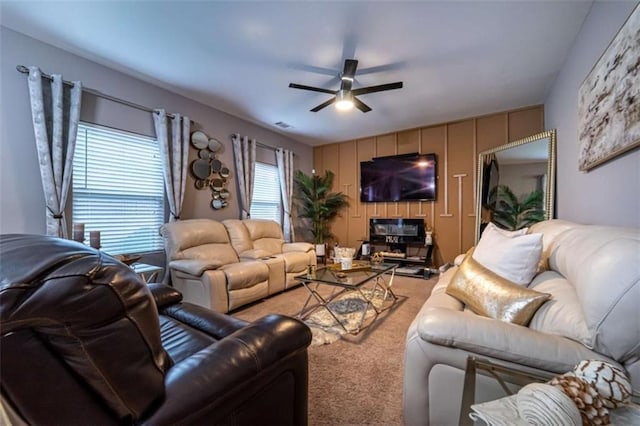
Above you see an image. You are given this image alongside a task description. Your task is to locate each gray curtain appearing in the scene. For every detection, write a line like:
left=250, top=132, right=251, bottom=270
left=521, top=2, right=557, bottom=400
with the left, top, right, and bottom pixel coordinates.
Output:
left=153, top=109, right=190, bottom=222
left=231, top=134, right=256, bottom=219
left=27, top=66, right=82, bottom=237
left=276, top=148, right=295, bottom=242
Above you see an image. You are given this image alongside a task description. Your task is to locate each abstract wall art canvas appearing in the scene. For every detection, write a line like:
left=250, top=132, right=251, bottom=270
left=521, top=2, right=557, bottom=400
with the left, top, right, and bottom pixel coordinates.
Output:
left=578, top=4, right=640, bottom=171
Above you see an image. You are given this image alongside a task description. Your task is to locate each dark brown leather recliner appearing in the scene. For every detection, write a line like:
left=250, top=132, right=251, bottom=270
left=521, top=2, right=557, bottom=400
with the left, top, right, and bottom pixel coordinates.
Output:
left=0, top=234, right=312, bottom=425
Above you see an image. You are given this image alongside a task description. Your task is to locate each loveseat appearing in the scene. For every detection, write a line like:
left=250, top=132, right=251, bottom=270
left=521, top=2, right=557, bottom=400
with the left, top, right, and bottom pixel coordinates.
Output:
left=160, top=219, right=315, bottom=313
left=0, top=234, right=312, bottom=425
left=223, top=219, right=317, bottom=291
left=403, top=219, right=640, bottom=425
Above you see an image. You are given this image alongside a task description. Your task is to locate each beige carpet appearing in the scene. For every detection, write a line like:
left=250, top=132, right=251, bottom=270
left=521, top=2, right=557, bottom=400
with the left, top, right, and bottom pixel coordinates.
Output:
left=232, top=274, right=436, bottom=425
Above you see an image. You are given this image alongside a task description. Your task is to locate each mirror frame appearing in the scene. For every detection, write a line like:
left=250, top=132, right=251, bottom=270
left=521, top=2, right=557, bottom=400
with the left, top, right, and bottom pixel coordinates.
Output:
left=474, top=129, right=557, bottom=242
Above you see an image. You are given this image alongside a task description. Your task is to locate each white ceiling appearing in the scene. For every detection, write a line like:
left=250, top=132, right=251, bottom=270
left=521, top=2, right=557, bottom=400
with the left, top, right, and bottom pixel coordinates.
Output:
left=1, top=1, right=594, bottom=146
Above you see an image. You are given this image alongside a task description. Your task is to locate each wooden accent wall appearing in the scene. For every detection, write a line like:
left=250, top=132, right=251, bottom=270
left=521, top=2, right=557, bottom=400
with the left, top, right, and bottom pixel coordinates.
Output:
left=313, top=105, right=544, bottom=265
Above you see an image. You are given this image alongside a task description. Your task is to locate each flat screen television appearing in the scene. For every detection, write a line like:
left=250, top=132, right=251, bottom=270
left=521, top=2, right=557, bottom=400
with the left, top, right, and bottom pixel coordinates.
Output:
left=360, top=153, right=437, bottom=202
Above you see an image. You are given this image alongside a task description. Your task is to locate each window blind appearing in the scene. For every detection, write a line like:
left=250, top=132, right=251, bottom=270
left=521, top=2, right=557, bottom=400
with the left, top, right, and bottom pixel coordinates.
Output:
left=72, top=123, right=165, bottom=255
left=250, top=162, right=282, bottom=223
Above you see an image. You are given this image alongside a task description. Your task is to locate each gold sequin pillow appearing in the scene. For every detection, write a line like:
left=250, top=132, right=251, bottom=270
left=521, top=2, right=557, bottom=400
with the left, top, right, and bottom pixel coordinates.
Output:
left=446, top=252, right=551, bottom=326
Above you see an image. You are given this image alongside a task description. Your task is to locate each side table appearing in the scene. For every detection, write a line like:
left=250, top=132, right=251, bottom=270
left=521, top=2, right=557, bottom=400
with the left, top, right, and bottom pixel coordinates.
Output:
left=460, top=356, right=640, bottom=425
left=132, top=263, right=163, bottom=284
left=459, top=356, right=552, bottom=426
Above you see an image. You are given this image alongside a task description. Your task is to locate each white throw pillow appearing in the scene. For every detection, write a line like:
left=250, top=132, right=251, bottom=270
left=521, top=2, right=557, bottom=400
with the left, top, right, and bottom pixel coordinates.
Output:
left=485, top=222, right=528, bottom=237
left=473, top=223, right=543, bottom=286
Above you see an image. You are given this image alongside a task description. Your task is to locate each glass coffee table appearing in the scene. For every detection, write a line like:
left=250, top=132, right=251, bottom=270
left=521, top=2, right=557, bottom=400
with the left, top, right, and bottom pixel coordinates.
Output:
left=294, top=262, right=398, bottom=334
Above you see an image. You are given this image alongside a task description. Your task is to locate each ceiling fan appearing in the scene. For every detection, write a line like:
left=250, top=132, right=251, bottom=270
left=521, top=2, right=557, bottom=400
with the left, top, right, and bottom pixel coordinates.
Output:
left=289, top=59, right=403, bottom=113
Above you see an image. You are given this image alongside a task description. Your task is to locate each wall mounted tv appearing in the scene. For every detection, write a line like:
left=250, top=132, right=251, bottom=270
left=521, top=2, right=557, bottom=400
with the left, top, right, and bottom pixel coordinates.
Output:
left=360, top=153, right=437, bottom=202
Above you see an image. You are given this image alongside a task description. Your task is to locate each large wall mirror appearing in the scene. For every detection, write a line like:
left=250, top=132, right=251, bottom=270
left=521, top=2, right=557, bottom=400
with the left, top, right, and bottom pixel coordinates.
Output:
left=475, top=129, right=557, bottom=241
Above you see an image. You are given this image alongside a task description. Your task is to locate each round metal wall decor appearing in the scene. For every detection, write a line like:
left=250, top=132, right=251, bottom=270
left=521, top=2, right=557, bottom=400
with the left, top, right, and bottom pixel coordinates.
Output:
left=198, top=149, right=211, bottom=159
left=208, top=138, right=222, bottom=152
left=190, top=129, right=231, bottom=210
left=191, top=159, right=211, bottom=180
left=190, top=131, right=209, bottom=149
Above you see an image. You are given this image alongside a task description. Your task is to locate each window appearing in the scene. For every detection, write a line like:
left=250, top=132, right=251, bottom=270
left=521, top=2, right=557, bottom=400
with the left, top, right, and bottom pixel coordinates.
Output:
left=250, top=162, right=281, bottom=223
left=72, top=123, right=165, bottom=254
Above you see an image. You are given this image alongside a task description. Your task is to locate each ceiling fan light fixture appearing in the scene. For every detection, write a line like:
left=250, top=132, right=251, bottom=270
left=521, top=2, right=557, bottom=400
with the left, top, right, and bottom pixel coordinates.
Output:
left=335, top=89, right=354, bottom=111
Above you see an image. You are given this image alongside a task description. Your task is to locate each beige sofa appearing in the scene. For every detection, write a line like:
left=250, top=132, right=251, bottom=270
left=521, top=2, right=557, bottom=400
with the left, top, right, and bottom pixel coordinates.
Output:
left=223, top=219, right=316, bottom=292
left=403, top=219, right=640, bottom=425
left=160, top=219, right=315, bottom=313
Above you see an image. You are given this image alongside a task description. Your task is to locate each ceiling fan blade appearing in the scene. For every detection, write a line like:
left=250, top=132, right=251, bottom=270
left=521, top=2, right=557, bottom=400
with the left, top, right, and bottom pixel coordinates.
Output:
left=353, top=97, right=372, bottom=113
left=351, top=82, right=403, bottom=96
left=340, top=79, right=353, bottom=92
left=342, top=59, right=359, bottom=80
left=289, top=83, right=337, bottom=95
left=310, top=97, right=336, bottom=112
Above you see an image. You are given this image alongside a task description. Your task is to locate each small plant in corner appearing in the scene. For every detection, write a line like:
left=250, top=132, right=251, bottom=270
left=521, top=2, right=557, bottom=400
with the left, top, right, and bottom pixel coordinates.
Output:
left=294, top=170, right=349, bottom=251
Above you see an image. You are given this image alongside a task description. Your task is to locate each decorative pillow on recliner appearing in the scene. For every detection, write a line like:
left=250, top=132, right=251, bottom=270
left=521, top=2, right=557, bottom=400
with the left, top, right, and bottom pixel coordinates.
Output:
left=473, top=222, right=543, bottom=286
left=446, top=252, right=551, bottom=326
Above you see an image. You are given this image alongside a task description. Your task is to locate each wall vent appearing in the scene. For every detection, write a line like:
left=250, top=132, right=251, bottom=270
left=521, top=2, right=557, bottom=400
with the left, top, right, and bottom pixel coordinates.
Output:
left=274, top=121, right=293, bottom=129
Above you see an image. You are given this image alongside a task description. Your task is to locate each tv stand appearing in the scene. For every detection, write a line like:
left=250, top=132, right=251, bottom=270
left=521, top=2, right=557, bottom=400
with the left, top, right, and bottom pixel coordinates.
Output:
left=361, top=219, right=434, bottom=279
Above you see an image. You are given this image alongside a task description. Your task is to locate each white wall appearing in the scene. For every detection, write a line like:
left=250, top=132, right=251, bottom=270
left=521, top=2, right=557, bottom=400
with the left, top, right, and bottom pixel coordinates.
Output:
left=500, top=162, right=547, bottom=199
left=0, top=27, right=313, bottom=235
left=545, top=1, right=639, bottom=227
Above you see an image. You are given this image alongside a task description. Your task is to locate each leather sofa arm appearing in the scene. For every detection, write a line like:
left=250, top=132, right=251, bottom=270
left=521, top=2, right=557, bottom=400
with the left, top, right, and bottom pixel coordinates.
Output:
left=417, top=307, right=618, bottom=373
left=160, top=302, right=250, bottom=339
left=140, top=314, right=312, bottom=425
left=283, top=242, right=314, bottom=253
left=148, top=283, right=183, bottom=309
left=169, top=259, right=223, bottom=276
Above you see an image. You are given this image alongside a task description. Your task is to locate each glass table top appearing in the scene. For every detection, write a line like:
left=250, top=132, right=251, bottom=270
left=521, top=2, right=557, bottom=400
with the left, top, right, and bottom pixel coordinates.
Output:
left=294, top=262, right=397, bottom=288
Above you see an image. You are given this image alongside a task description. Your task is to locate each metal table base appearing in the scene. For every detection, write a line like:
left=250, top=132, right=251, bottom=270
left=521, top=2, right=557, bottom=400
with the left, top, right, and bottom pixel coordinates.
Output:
left=297, top=267, right=397, bottom=335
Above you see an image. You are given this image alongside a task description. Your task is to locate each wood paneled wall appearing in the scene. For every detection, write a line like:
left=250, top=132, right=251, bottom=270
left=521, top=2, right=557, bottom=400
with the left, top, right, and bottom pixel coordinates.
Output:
left=313, top=105, right=544, bottom=265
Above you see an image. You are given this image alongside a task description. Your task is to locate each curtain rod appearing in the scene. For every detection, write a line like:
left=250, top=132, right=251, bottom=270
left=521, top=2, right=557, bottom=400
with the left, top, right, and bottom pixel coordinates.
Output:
left=16, top=65, right=189, bottom=122
left=231, top=135, right=295, bottom=156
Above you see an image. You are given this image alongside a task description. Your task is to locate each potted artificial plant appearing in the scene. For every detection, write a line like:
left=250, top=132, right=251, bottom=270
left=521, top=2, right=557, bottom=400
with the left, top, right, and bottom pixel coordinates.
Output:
left=487, top=184, right=544, bottom=231
left=294, top=170, right=349, bottom=256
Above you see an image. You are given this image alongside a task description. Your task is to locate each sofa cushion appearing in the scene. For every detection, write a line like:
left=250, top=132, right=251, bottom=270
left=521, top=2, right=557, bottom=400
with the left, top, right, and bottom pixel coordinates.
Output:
left=279, top=252, right=311, bottom=274
left=238, top=249, right=273, bottom=260
left=473, top=223, right=543, bottom=286
left=254, top=238, right=285, bottom=256
left=528, top=271, right=591, bottom=346
left=244, top=219, right=285, bottom=240
left=182, top=243, right=239, bottom=265
left=222, top=219, right=254, bottom=254
left=446, top=253, right=550, bottom=326
left=223, top=219, right=286, bottom=257
left=548, top=226, right=640, bottom=361
left=283, top=242, right=314, bottom=253
left=417, top=307, right=619, bottom=374
left=528, top=219, right=579, bottom=272
left=161, top=219, right=235, bottom=260
left=220, top=261, right=269, bottom=291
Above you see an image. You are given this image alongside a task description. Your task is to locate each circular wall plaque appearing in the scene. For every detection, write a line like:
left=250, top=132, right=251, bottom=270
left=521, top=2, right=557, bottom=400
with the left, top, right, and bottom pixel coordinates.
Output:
left=211, top=159, right=222, bottom=173
left=191, top=159, right=211, bottom=180
left=198, top=149, right=211, bottom=159
left=208, top=138, right=222, bottom=152
left=191, top=131, right=209, bottom=149
left=211, top=178, right=224, bottom=191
